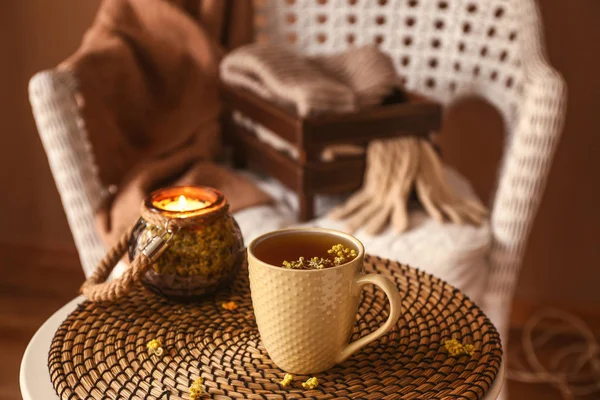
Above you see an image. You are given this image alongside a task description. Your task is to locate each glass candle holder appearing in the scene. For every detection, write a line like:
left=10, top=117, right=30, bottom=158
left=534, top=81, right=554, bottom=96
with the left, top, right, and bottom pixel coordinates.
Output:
left=128, top=186, right=244, bottom=300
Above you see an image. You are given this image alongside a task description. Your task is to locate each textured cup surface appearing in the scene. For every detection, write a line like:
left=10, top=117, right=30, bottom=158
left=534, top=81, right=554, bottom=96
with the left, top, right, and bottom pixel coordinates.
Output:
left=248, top=228, right=401, bottom=374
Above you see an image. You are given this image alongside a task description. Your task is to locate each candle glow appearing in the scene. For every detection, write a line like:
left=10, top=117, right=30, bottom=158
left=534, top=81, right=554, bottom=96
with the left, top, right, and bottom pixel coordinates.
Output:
left=160, top=195, right=207, bottom=212
left=178, top=195, right=187, bottom=210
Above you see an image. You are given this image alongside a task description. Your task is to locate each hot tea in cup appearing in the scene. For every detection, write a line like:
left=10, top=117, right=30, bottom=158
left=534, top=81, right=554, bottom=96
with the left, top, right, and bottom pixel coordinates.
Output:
left=247, top=228, right=402, bottom=374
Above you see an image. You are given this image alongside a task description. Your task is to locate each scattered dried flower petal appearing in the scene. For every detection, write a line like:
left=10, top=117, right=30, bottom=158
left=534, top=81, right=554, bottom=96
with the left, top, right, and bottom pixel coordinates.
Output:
left=279, top=373, right=294, bottom=387
left=282, top=244, right=358, bottom=269
left=463, top=343, right=475, bottom=356
left=444, top=339, right=475, bottom=356
left=189, top=377, right=204, bottom=399
left=302, top=377, right=319, bottom=389
left=146, top=339, right=163, bottom=356
left=308, top=257, right=329, bottom=269
left=222, top=301, right=238, bottom=311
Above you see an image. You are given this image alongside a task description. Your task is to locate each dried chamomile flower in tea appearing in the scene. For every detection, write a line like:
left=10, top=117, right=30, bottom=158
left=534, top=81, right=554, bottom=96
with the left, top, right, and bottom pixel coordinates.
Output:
left=328, top=244, right=358, bottom=265
left=282, top=244, right=358, bottom=270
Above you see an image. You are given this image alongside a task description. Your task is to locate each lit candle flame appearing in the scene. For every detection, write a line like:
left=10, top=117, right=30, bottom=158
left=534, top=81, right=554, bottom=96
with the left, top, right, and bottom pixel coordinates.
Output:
left=159, top=193, right=206, bottom=212
left=178, top=195, right=188, bottom=211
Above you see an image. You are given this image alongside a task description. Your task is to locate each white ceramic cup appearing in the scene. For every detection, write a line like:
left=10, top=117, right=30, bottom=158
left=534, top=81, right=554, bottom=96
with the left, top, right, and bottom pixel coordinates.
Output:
left=247, top=228, right=402, bottom=374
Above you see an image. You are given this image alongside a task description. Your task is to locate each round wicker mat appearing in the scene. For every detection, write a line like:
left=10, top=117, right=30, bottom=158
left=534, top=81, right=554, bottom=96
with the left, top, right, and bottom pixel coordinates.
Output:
left=49, top=255, right=502, bottom=400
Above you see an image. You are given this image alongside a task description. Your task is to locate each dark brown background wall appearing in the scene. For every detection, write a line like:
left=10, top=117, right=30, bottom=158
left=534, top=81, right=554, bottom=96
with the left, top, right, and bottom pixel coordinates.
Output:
left=522, top=1, right=600, bottom=310
left=0, top=1, right=101, bottom=249
left=0, top=1, right=598, bottom=310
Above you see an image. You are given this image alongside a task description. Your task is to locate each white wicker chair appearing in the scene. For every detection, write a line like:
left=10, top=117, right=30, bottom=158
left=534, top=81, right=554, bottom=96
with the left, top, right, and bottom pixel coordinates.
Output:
left=252, top=0, right=566, bottom=338
left=30, top=0, right=565, bottom=363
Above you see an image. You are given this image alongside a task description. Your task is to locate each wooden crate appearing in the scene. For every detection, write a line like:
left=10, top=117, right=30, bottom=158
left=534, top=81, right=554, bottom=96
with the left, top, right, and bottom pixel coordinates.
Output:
left=222, top=85, right=442, bottom=221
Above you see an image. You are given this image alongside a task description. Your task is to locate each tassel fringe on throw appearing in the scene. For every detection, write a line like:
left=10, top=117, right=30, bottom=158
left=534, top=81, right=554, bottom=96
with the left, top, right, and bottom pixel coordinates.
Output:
left=329, top=137, right=487, bottom=235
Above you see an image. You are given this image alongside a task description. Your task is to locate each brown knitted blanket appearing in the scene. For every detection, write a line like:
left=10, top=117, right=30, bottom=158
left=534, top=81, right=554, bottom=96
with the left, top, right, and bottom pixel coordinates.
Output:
left=59, top=0, right=270, bottom=247
left=221, top=44, right=401, bottom=116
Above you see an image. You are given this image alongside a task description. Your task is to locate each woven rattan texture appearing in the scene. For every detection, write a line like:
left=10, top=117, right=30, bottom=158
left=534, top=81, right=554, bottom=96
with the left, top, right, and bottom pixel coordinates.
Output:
left=49, top=256, right=502, bottom=399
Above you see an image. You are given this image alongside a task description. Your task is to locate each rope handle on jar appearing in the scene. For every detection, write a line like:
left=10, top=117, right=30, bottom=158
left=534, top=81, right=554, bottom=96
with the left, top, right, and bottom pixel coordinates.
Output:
left=80, top=222, right=178, bottom=302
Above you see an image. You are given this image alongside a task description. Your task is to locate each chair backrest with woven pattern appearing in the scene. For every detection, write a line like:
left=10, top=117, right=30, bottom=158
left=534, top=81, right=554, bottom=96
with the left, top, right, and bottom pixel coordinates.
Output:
left=257, top=0, right=529, bottom=120
left=29, top=70, right=108, bottom=276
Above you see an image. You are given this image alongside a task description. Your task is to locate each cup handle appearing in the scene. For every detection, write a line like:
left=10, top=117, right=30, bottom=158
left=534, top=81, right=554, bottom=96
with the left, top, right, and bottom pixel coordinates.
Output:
left=336, top=273, right=402, bottom=364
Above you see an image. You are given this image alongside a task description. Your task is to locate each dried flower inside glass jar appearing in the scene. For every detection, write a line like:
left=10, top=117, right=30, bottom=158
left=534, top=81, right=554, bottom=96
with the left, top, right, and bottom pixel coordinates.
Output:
left=130, top=186, right=244, bottom=300
left=80, top=186, right=244, bottom=302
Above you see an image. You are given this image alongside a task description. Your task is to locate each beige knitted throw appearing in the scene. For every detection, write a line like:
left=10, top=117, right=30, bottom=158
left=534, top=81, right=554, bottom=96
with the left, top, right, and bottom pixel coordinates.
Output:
left=220, top=44, right=487, bottom=234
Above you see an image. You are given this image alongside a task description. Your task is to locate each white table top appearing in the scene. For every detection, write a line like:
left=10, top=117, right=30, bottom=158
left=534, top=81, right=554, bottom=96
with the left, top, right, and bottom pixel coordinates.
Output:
left=20, top=296, right=504, bottom=399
